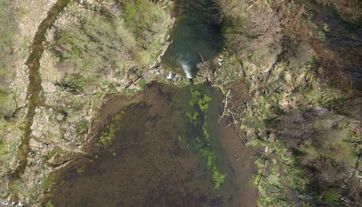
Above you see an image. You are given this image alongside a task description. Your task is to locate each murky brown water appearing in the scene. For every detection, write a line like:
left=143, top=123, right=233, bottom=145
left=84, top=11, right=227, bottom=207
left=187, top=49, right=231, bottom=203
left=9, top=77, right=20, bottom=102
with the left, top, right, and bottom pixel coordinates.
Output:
left=47, top=0, right=256, bottom=205
left=48, top=83, right=256, bottom=207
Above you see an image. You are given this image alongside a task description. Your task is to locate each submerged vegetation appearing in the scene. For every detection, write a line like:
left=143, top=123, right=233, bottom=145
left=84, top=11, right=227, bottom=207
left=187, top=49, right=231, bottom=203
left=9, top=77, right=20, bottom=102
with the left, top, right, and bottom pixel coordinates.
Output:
left=186, top=86, right=225, bottom=191
left=97, top=110, right=125, bottom=148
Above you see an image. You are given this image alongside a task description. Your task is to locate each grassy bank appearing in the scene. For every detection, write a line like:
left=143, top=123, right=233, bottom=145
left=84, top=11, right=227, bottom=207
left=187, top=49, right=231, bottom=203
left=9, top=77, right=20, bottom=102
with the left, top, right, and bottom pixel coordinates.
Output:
left=214, top=0, right=362, bottom=206
left=51, top=0, right=172, bottom=93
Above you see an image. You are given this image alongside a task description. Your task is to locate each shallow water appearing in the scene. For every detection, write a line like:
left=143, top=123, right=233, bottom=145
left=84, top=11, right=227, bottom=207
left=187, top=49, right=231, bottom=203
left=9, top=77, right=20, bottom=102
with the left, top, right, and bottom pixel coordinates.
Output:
left=50, top=86, right=218, bottom=206
left=49, top=83, right=256, bottom=207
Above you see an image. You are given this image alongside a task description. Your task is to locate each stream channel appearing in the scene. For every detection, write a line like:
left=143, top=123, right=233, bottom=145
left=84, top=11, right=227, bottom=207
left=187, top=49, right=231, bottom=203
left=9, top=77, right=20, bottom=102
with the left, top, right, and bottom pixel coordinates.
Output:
left=48, top=0, right=256, bottom=206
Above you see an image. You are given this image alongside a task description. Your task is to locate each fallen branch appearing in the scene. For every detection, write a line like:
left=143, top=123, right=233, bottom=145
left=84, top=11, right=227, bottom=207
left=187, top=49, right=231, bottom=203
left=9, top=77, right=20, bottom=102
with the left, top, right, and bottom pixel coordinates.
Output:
left=354, top=150, right=362, bottom=177
left=226, top=109, right=240, bottom=127
left=256, top=156, right=269, bottom=186
left=198, top=52, right=205, bottom=63
left=219, top=89, right=231, bottom=122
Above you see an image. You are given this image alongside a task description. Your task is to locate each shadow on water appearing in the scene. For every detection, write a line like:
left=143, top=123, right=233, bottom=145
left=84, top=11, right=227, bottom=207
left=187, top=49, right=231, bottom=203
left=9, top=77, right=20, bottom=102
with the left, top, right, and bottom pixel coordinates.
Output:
left=161, top=0, right=223, bottom=77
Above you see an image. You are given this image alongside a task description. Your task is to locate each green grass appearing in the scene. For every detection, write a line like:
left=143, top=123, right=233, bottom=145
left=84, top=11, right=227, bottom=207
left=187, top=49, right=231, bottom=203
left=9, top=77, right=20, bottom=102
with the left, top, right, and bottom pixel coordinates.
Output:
left=223, top=52, right=360, bottom=206
left=0, top=0, right=15, bottom=117
left=0, top=140, right=8, bottom=158
left=52, top=0, right=171, bottom=92
left=45, top=146, right=63, bottom=161
left=40, top=175, right=55, bottom=192
left=122, top=0, right=171, bottom=62
left=75, top=119, right=89, bottom=135
left=216, top=0, right=362, bottom=204
left=45, top=201, right=55, bottom=207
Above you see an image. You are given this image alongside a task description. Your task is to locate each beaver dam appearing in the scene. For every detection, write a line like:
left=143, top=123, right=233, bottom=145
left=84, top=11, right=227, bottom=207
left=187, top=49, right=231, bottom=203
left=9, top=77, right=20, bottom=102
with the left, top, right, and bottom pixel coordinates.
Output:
left=47, top=0, right=257, bottom=206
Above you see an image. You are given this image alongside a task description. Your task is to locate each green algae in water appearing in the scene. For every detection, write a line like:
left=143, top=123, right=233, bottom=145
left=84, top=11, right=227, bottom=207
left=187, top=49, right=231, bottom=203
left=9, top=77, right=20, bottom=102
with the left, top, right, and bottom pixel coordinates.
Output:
left=97, top=110, right=125, bottom=148
left=48, top=84, right=223, bottom=207
left=186, top=86, right=226, bottom=191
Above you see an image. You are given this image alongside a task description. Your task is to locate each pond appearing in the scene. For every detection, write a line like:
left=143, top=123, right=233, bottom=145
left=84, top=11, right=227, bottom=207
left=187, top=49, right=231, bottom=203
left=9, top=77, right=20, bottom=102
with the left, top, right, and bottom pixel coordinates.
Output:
left=161, top=0, right=223, bottom=78
left=48, top=83, right=256, bottom=207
